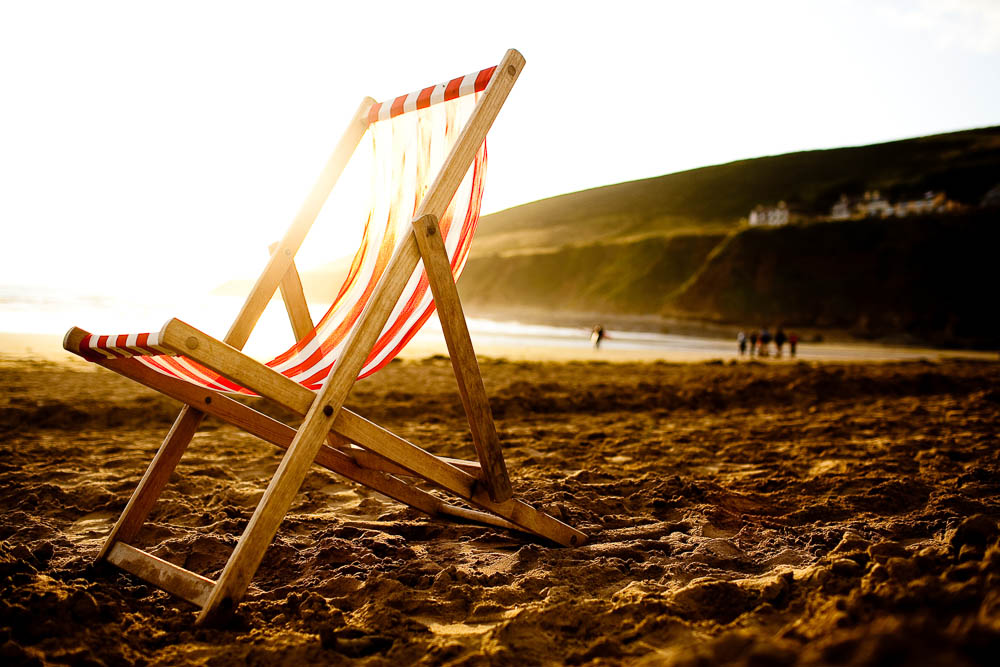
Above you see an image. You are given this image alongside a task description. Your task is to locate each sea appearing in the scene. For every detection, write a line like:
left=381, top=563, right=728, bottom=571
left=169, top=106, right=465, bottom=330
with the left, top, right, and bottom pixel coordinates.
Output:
left=0, top=284, right=991, bottom=363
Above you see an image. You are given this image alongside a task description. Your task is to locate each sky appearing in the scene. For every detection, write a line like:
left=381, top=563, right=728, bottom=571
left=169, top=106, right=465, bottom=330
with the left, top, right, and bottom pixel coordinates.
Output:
left=2, top=0, right=999, bottom=298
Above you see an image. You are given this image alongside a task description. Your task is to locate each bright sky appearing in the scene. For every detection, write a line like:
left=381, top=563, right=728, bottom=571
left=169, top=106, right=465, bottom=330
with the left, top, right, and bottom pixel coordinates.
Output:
left=2, top=0, right=999, bottom=297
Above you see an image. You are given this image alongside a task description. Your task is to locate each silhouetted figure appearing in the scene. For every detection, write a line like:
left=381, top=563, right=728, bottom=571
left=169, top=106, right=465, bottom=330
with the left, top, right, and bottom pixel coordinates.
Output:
left=775, top=328, right=787, bottom=358
left=737, top=330, right=747, bottom=356
left=749, top=330, right=759, bottom=357
left=591, top=324, right=605, bottom=350
left=789, top=332, right=799, bottom=358
left=759, top=327, right=772, bottom=357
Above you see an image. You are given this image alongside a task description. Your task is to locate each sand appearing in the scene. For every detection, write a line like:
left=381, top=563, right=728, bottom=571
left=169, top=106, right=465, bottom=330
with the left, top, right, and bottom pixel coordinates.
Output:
left=2, top=353, right=1000, bottom=665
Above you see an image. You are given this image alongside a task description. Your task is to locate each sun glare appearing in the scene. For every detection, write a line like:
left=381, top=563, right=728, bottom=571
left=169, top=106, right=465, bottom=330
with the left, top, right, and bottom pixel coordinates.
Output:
left=0, top=0, right=998, bottom=311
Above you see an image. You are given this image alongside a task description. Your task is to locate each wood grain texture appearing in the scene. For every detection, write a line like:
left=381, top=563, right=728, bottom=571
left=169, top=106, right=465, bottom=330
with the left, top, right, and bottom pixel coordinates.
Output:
left=106, top=543, right=215, bottom=608
left=413, top=214, right=511, bottom=502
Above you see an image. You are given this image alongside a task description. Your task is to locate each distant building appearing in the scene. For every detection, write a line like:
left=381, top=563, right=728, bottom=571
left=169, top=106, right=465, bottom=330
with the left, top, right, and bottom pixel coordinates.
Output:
left=859, top=190, right=893, bottom=218
left=749, top=201, right=795, bottom=226
left=826, top=189, right=960, bottom=221
left=894, top=191, right=948, bottom=217
left=830, top=194, right=853, bottom=220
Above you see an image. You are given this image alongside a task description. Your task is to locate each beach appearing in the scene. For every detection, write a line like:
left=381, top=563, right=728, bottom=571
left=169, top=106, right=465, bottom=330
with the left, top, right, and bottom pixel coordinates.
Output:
left=2, top=345, right=999, bottom=665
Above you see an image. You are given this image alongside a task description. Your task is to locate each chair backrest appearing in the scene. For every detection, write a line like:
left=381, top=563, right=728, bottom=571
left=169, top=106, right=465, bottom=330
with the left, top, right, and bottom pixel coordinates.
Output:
left=268, top=81, right=489, bottom=386
left=134, top=67, right=495, bottom=394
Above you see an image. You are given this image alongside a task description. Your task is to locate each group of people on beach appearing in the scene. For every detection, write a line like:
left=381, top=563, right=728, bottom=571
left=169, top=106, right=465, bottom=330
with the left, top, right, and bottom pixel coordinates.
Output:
left=738, top=327, right=798, bottom=358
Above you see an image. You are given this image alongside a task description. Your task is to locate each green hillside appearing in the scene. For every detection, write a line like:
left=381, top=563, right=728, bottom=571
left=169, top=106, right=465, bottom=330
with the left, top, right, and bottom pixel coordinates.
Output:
left=458, top=125, right=1000, bottom=346
left=459, top=232, right=726, bottom=314
left=472, top=125, right=1000, bottom=255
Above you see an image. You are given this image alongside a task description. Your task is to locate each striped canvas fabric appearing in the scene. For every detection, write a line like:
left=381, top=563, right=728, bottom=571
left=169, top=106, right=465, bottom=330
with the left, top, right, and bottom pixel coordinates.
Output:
left=79, top=72, right=491, bottom=394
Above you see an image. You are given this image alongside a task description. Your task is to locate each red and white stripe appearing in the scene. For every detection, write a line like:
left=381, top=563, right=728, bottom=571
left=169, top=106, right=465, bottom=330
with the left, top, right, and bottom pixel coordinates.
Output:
left=367, top=65, right=496, bottom=125
left=81, top=332, right=174, bottom=359
left=80, top=87, right=489, bottom=396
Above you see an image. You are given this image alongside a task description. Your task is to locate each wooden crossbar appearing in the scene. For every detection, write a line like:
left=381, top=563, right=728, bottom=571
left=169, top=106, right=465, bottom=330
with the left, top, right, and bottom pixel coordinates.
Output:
left=106, top=543, right=215, bottom=608
left=269, top=242, right=314, bottom=342
left=412, top=214, right=510, bottom=501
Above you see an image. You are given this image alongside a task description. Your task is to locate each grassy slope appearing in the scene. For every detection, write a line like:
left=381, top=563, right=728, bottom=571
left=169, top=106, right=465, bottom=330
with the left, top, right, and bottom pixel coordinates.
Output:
left=472, top=126, right=1000, bottom=255
left=460, top=126, right=1000, bottom=345
left=459, top=232, right=727, bottom=314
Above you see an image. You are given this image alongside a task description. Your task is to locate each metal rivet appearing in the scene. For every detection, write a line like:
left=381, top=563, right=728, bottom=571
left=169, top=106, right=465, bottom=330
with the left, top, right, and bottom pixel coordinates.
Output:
left=186, top=336, right=199, bottom=350
left=426, top=225, right=436, bottom=236
left=204, top=396, right=212, bottom=404
left=323, top=405, right=333, bottom=417
left=507, top=65, right=517, bottom=76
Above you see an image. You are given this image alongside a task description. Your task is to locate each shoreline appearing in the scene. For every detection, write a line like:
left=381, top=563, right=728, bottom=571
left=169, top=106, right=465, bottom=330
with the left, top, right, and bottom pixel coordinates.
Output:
left=2, top=329, right=997, bottom=367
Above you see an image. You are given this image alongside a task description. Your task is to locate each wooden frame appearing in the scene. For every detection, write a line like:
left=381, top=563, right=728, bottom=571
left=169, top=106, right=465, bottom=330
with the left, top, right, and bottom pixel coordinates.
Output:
left=64, top=49, right=586, bottom=625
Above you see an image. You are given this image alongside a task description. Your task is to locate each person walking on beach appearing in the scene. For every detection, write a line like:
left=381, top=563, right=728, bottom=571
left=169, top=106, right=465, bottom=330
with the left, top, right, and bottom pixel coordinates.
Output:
left=759, top=327, right=772, bottom=357
left=737, top=330, right=747, bottom=356
left=789, top=332, right=799, bottom=358
left=775, top=327, right=787, bottom=358
left=591, top=324, right=605, bottom=350
left=749, top=330, right=759, bottom=357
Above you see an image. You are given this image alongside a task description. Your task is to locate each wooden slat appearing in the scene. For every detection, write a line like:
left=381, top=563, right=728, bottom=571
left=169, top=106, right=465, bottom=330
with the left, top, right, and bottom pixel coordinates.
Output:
left=225, top=97, right=374, bottom=350
left=333, top=409, right=476, bottom=498
left=413, top=214, right=511, bottom=501
left=439, top=504, right=520, bottom=531
left=338, top=444, right=481, bottom=476
left=269, top=242, right=314, bottom=343
left=106, top=543, right=215, bottom=608
left=467, top=493, right=585, bottom=547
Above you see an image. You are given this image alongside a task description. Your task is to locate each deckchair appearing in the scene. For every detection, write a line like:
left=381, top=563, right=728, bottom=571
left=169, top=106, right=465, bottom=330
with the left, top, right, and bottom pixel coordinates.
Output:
left=63, top=49, right=586, bottom=624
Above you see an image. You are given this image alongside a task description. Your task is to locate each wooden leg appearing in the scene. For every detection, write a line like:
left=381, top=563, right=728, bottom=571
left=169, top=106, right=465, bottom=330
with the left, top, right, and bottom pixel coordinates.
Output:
left=413, top=214, right=511, bottom=502
left=269, top=242, right=315, bottom=343
left=96, top=405, right=204, bottom=562
left=196, top=395, right=343, bottom=624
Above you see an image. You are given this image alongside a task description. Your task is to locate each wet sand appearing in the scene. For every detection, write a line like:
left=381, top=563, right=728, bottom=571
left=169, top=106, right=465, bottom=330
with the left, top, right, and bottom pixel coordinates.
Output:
left=2, top=354, right=1000, bottom=665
